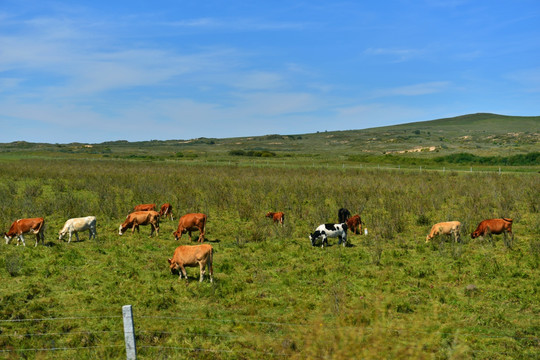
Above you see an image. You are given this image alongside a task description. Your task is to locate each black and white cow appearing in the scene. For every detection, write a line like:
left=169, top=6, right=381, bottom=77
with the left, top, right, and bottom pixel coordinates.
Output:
left=309, top=223, right=348, bottom=248
left=338, top=208, right=351, bottom=224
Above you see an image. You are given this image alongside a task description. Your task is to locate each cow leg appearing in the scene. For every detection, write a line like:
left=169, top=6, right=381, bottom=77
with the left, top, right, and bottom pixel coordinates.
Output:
left=199, top=262, right=205, bottom=282
left=68, top=230, right=73, bottom=243
left=19, top=234, right=26, bottom=246
left=179, top=265, right=188, bottom=282
left=208, top=260, right=213, bottom=283
left=198, top=228, right=204, bottom=243
left=188, top=231, right=193, bottom=241
left=342, top=235, right=347, bottom=247
left=75, top=231, right=80, bottom=242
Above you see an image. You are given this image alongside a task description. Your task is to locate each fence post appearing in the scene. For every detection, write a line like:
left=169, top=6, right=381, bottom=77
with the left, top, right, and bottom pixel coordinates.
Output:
left=123, top=305, right=137, bottom=360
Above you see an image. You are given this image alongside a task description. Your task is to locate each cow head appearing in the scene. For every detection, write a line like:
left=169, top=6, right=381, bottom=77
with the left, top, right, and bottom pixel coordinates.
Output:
left=4, top=233, right=13, bottom=244
left=309, top=231, right=321, bottom=246
left=471, top=231, right=480, bottom=239
left=58, top=229, right=67, bottom=240
left=173, top=229, right=187, bottom=241
left=119, top=225, right=127, bottom=235
left=168, top=258, right=179, bottom=274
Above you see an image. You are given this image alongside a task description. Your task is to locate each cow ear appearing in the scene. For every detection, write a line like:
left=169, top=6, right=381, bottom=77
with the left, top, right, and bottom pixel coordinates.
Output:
left=167, top=258, right=172, bottom=264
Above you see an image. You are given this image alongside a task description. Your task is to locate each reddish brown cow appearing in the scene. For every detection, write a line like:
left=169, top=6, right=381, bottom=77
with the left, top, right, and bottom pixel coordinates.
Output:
left=173, top=213, right=207, bottom=242
left=266, top=212, right=285, bottom=226
left=119, top=211, right=160, bottom=237
left=471, top=218, right=513, bottom=240
left=346, top=214, right=363, bottom=235
left=168, top=244, right=213, bottom=282
left=159, top=203, right=174, bottom=220
left=133, top=203, right=156, bottom=212
left=4, top=217, right=45, bottom=247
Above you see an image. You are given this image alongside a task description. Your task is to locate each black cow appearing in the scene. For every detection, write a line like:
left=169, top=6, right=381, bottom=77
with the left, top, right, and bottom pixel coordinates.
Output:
left=338, top=208, right=351, bottom=223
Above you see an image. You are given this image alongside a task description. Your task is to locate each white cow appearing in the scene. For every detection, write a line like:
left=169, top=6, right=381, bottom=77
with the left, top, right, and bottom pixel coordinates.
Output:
left=309, top=223, right=348, bottom=248
left=59, top=216, right=97, bottom=243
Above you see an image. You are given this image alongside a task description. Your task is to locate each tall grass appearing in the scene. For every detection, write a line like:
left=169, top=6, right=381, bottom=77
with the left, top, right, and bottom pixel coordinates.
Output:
left=0, top=158, right=538, bottom=359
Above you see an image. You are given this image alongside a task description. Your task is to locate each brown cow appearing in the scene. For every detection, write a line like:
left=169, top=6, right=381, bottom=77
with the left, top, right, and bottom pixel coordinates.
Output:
left=426, top=221, right=461, bottom=243
left=266, top=211, right=285, bottom=226
left=347, top=214, right=363, bottom=235
left=168, top=244, right=213, bottom=282
left=159, top=203, right=174, bottom=220
left=119, top=211, right=160, bottom=237
left=134, top=203, right=156, bottom=212
left=173, top=213, right=207, bottom=242
left=471, top=218, right=513, bottom=240
left=4, top=217, right=45, bottom=247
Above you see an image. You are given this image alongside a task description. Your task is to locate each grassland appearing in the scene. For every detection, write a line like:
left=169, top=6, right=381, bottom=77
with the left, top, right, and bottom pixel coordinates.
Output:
left=0, top=113, right=539, bottom=359
left=0, top=156, right=538, bottom=359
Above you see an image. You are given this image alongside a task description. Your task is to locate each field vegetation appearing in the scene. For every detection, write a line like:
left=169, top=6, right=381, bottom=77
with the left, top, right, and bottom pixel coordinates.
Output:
left=0, top=157, right=538, bottom=359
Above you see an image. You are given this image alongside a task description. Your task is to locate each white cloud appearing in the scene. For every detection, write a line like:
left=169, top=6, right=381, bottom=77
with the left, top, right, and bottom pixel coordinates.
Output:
left=232, top=71, right=284, bottom=90
left=364, top=47, right=423, bottom=62
left=372, top=81, right=451, bottom=97
left=505, top=68, right=540, bottom=92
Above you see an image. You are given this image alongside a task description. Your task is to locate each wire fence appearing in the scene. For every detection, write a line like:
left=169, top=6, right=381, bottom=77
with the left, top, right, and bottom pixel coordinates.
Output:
left=1, top=309, right=537, bottom=359
left=163, top=156, right=539, bottom=176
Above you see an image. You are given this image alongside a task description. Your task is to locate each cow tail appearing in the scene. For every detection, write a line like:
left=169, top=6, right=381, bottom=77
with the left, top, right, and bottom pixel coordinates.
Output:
left=209, top=247, right=214, bottom=276
left=37, top=219, right=45, bottom=234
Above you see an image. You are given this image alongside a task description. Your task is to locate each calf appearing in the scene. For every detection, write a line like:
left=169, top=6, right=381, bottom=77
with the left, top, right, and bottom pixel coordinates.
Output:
left=168, top=244, right=214, bottom=282
left=4, top=217, right=45, bottom=247
left=119, top=211, right=160, bottom=237
left=159, top=203, right=174, bottom=220
left=309, top=223, right=348, bottom=248
left=59, top=216, right=97, bottom=243
left=266, top=211, right=285, bottom=226
left=471, top=218, right=513, bottom=240
left=134, top=203, right=156, bottom=212
left=338, top=208, right=351, bottom=223
left=347, top=215, right=363, bottom=235
left=173, top=213, right=207, bottom=242
left=426, top=221, right=461, bottom=243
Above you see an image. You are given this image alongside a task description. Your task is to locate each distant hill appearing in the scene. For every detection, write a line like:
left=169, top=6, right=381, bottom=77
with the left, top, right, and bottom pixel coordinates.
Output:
left=1, top=113, right=538, bottom=160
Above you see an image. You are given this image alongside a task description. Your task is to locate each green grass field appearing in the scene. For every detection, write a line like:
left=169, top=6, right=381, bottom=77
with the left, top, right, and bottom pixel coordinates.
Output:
left=0, top=157, right=538, bottom=359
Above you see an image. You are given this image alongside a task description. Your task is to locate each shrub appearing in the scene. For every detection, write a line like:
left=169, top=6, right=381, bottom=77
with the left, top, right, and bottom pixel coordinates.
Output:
left=5, top=253, right=23, bottom=277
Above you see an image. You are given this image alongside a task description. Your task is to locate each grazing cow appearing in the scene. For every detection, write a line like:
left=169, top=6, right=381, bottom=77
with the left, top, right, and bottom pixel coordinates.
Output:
left=173, top=213, right=207, bottom=243
left=266, top=211, right=285, bottom=226
left=309, top=223, right=348, bottom=248
left=133, top=203, right=156, bottom=212
left=59, top=216, right=97, bottom=243
left=471, top=218, right=513, bottom=240
left=426, top=221, right=461, bottom=243
left=159, top=203, right=174, bottom=220
left=347, top=215, right=363, bottom=235
left=338, top=208, right=351, bottom=224
left=4, top=217, right=45, bottom=247
left=168, top=244, right=214, bottom=282
left=119, top=211, right=160, bottom=237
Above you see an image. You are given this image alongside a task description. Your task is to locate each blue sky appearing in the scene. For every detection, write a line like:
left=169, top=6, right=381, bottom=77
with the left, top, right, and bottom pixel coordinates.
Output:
left=1, top=0, right=539, bottom=143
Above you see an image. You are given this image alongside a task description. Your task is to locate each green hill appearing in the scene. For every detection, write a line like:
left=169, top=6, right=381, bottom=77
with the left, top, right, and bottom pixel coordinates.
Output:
left=1, top=113, right=538, bottom=163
